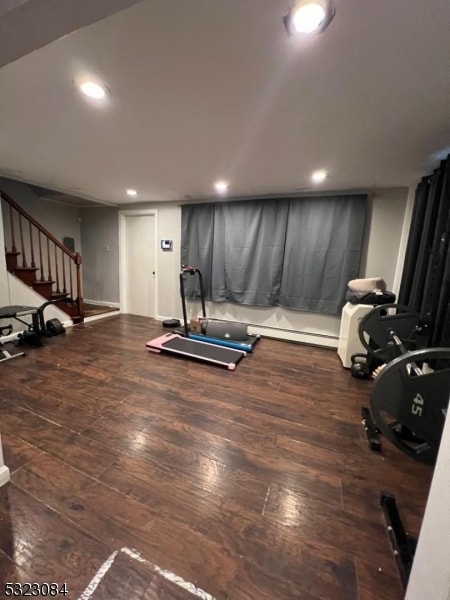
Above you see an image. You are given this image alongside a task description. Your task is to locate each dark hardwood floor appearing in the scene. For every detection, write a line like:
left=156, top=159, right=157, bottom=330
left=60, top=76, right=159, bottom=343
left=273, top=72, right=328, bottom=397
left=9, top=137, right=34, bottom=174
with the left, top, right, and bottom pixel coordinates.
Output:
left=0, top=315, right=433, bottom=599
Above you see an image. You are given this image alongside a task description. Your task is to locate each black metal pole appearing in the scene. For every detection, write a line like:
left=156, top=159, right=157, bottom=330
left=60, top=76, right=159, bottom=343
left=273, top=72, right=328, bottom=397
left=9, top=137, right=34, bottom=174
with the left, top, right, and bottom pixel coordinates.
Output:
left=195, top=268, right=207, bottom=319
left=380, top=492, right=417, bottom=590
left=179, top=269, right=189, bottom=336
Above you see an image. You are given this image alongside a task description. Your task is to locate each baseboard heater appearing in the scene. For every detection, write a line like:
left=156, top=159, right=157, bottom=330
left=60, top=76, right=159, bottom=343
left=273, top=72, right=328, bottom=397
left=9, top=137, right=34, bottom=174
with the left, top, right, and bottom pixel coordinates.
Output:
left=249, top=325, right=337, bottom=348
left=157, top=316, right=338, bottom=349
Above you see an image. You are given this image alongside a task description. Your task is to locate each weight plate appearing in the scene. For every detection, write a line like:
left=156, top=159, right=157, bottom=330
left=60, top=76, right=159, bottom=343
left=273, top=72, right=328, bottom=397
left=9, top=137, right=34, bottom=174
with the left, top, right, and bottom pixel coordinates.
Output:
left=371, top=347, right=450, bottom=464
left=358, top=304, right=420, bottom=362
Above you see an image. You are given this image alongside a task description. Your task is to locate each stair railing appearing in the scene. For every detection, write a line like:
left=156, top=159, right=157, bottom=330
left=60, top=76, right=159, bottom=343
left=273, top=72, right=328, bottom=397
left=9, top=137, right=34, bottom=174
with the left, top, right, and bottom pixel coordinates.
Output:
left=1, top=190, right=84, bottom=321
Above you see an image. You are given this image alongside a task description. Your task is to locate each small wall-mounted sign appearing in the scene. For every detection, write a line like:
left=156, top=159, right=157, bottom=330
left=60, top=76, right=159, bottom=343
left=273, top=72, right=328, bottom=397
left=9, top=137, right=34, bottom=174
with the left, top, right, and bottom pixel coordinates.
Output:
left=160, top=239, right=173, bottom=251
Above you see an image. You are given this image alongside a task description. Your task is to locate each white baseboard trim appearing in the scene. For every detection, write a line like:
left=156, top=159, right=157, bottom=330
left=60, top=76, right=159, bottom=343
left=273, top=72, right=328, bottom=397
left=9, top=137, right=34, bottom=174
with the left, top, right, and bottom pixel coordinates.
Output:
left=84, top=299, right=120, bottom=308
left=0, top=465, right=10, bottom=487
left=83, top=310, right=121, bottom=324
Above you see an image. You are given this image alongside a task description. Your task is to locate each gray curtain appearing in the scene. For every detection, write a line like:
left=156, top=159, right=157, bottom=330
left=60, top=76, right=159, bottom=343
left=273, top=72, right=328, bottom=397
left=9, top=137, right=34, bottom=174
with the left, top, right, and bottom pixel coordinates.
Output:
left=280, top=195, right=367, bottom=314
left=181, top=194, right=367, bottom=315
left=211, top=200, right=288, bottom=305
left=181, top=204, right=215, bottom=297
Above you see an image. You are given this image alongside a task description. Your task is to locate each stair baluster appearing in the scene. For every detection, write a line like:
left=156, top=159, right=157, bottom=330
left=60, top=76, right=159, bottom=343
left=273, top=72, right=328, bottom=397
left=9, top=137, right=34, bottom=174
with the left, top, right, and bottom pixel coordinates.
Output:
left=75, top=253, right=83, bottom=318
left=18, top=214, right=27, bottom=268
left=9, top=205, right=17, bottom=253
left=47, top=237, right=52, bottom=282
left=69, top=260, right=74, bottom=299
left=62, top=253, right=67, bottom=294
left=54, top=242, right=60, bottom=294
left=38, top=230, right=45, bottom=281
left=29, top=222, right=36, bottom=269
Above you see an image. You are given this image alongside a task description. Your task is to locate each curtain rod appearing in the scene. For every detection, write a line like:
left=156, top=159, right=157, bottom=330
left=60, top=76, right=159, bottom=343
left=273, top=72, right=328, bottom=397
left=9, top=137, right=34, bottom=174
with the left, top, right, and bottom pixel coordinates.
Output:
left=177, top=188, right=377, bottom=207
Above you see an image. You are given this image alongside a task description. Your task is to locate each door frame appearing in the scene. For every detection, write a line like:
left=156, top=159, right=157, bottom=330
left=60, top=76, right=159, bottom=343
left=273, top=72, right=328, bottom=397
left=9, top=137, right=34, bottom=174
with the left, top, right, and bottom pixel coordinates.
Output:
left=119, top=209, right=158, bottom=316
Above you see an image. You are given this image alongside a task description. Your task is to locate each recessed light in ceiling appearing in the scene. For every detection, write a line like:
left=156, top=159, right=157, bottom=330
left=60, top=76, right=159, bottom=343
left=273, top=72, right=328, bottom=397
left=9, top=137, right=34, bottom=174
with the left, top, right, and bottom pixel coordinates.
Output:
left=126, top=189, right=138, bottom=196
left=283, top=0, right=335, bottom=35
left=311, top=169, right=328, bottom=183
left=214, top=180, right=229, bottom=194
left=79, top=81, right=109, bottom=100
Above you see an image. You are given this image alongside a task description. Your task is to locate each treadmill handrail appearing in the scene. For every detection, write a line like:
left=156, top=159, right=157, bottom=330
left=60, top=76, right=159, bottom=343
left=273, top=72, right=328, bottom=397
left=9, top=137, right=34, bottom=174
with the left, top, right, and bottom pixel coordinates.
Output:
left=179, top=265, right=207, bottom=336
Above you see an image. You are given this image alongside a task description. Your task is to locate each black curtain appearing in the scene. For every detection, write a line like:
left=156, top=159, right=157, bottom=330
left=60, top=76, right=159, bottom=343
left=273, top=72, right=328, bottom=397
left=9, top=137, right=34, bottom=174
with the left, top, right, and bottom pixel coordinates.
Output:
left=398, top=156, right=450, bottom=346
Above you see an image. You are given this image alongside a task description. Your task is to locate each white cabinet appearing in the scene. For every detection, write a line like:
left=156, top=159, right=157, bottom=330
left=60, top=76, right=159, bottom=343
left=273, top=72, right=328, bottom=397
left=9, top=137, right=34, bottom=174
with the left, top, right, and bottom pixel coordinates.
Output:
left=337, top=302, right=375, bottom=368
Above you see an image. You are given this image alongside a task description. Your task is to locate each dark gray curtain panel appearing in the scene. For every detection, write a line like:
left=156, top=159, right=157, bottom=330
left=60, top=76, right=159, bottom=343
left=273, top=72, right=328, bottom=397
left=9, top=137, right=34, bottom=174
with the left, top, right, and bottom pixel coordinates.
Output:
left=181, top=194, right=367, bottom=315
left=211, top=200, right=288, bottom=305
left=279, top=195, right=367, bottom=314
left=181, top=203, right=215, bottom=298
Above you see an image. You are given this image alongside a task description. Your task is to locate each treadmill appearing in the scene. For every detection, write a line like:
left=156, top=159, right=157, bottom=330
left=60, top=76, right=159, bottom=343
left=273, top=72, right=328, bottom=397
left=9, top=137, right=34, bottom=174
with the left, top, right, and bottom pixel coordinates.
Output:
left=177, top=265, right=260, bottom=353
left=146, top=332, right=245, bottom=370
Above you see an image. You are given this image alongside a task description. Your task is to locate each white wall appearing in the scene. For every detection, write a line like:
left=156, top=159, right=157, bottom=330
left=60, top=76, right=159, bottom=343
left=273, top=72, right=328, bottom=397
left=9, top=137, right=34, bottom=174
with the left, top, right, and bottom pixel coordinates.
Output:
left=360, top=187, right=410, bottom=289
left=392, top=186, right=416, bottom=295
left=0, top=434, right=10, bottom=488
left=79, top=207, right=120, bottom=303
left=155, top=203, right=182, bottom=320
left=0, top=198, right=10, bottom=306
left=406, top=409, right=450, bottom=600
left=128, top=188, right=409, bottom=346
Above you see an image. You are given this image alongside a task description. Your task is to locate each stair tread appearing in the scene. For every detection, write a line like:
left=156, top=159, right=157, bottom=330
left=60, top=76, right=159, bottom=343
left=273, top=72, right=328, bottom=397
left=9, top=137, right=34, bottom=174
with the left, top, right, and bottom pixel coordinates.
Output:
left=14, top=266, right=39, bottom=271
left=5, top=251, right=20, bottom=256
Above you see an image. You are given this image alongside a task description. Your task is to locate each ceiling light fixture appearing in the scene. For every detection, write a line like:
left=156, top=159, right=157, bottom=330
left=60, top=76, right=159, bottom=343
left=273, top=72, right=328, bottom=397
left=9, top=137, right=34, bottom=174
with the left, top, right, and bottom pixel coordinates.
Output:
left=126, top=189, right=138, bottom=196
left=79, top=81, right=109, bottom=100
left=283, top=0, right=335, bottom=36
left=214, top=180, right=229, bottom=194
left=311, top=169, right=328, bottom=183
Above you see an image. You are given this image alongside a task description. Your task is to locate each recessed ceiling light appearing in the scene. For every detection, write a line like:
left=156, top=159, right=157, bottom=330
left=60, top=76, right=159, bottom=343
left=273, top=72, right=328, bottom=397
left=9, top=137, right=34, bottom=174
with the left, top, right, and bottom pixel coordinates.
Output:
left=214, top=180, right=229, bottom=194
left=126, top=189, right=138, bottom=197
left=283, top=0, right=335, bottom=35
left=79, top=81, right=109, bottom=100
left=311, top=169, right=328, bottom=183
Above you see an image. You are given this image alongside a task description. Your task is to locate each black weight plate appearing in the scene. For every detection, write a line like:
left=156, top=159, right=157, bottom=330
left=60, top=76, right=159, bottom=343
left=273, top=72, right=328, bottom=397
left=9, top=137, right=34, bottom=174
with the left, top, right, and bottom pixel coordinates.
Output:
left=371, top=347, right=450, bottom=464
left=46, top=318, right=65, bottom=336
left=358, top=304, right=420, bottom=361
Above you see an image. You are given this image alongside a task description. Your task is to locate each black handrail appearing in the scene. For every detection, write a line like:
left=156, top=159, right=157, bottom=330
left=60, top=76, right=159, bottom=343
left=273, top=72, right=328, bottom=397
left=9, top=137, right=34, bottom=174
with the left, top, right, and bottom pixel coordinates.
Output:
left=179, top=265, right=206, bottom=336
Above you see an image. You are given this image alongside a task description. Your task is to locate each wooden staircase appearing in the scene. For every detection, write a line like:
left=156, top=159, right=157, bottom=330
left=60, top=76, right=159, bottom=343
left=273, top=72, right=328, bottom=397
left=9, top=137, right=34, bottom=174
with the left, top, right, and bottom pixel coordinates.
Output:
left=1, top=190, right=84, bottom=323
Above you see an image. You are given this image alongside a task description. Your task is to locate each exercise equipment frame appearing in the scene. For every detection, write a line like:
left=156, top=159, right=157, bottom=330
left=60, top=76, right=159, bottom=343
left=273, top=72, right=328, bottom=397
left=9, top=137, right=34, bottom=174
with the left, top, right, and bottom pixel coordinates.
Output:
left=178, top=265, right=260, bottom=353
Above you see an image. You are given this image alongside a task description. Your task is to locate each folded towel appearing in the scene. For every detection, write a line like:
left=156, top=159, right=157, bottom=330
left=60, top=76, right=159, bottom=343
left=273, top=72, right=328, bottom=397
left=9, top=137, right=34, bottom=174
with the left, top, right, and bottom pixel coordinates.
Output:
left=348, top=277, right=386, bottom=293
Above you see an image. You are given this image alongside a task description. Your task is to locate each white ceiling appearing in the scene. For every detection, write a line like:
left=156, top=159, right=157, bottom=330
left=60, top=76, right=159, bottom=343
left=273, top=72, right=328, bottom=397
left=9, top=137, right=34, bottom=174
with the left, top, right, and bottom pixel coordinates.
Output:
left=0, top=0, right=449, bottom=206
left=0, top=0, right=28, bottom=20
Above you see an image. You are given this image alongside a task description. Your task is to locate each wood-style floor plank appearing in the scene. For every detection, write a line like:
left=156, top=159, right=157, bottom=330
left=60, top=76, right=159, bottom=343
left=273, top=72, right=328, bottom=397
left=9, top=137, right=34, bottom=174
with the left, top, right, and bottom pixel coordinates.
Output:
left=0, top=433, right=43, bottom=474
left=0, top=485, right=110, bottom=598
left=0, top=314, right=434, bottom=600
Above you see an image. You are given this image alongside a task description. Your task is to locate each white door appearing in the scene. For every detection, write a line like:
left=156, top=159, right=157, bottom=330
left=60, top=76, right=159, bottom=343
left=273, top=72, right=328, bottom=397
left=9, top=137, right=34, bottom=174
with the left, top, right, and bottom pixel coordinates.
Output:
left=124, top=214, right=156, bottom=317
